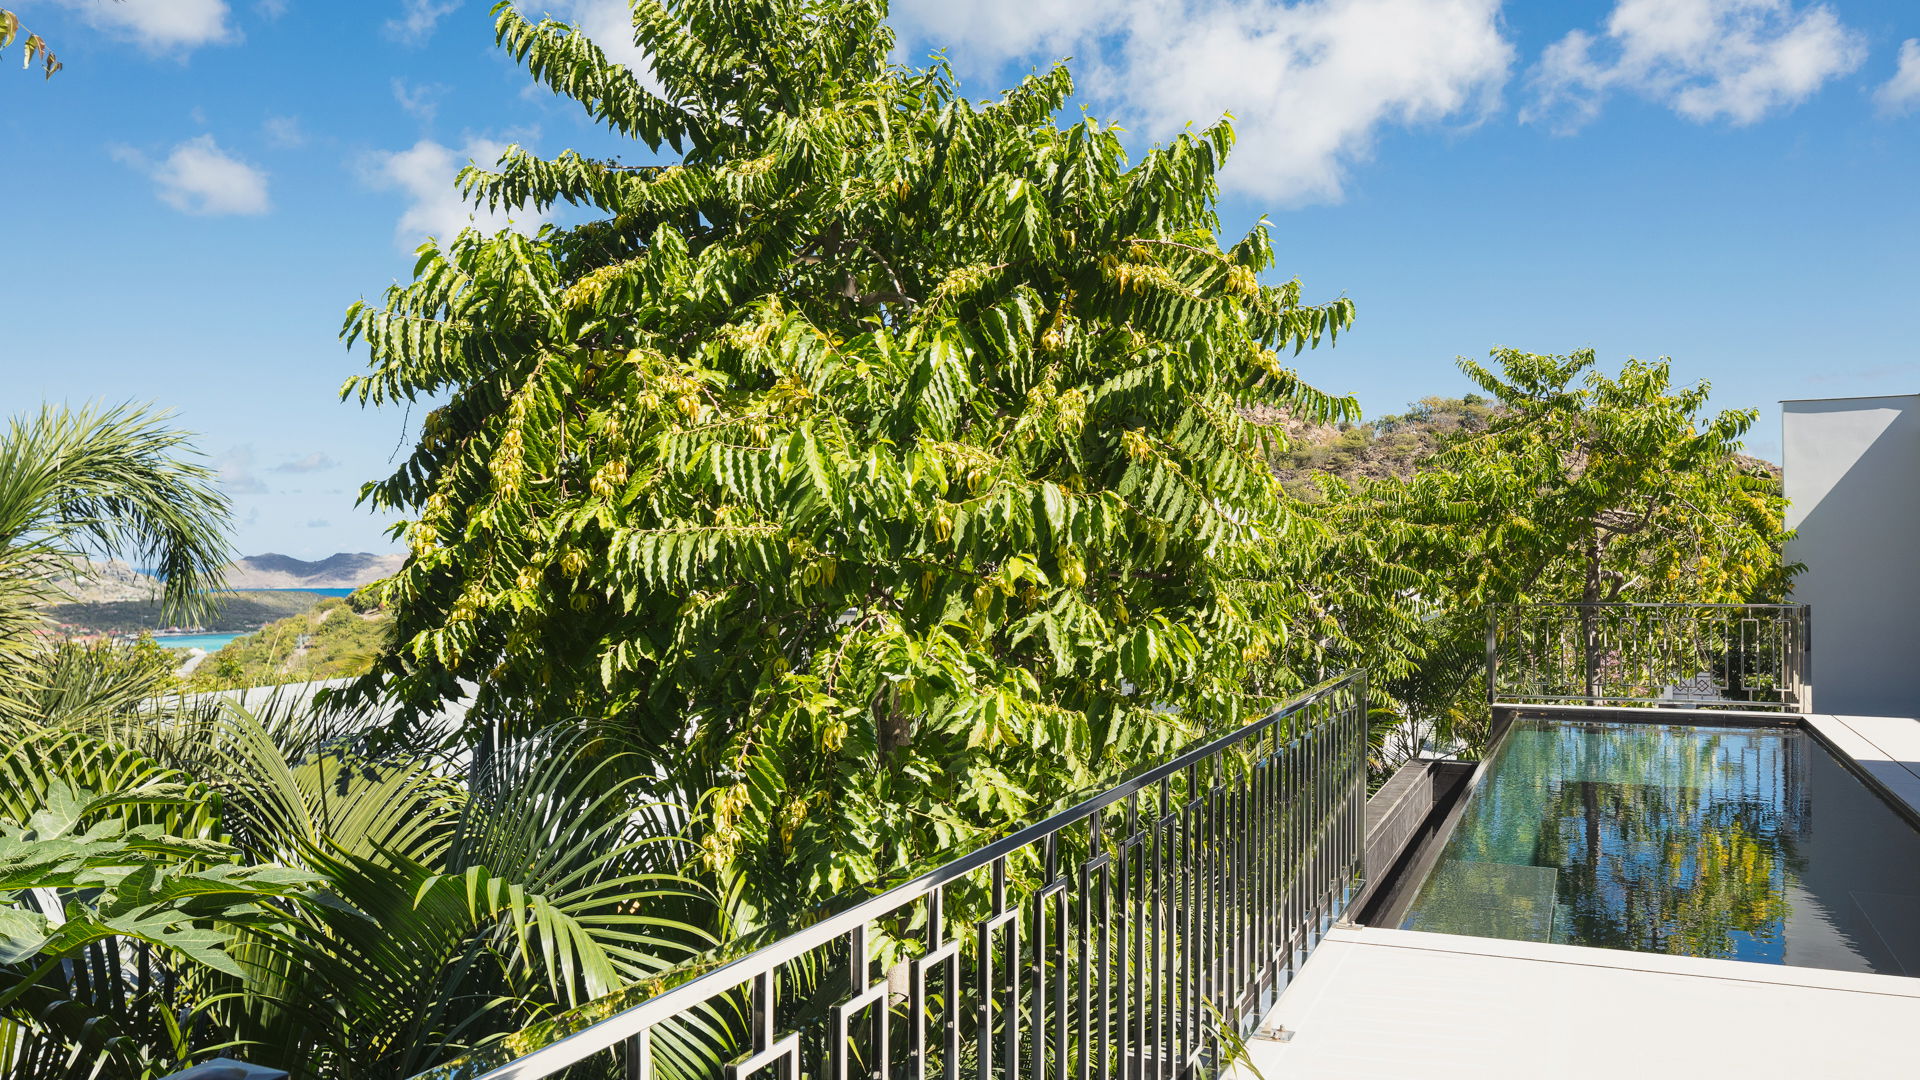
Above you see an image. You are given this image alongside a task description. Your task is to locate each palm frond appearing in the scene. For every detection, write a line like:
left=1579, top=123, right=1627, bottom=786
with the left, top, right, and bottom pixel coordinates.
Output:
left=0, top=402, right=231, bottom=630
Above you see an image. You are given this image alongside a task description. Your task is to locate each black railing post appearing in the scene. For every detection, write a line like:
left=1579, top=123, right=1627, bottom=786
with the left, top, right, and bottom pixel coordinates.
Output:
left=1484, top=605, right=1499, bottom=708
left=1799, top=604, right=1813, bottom=713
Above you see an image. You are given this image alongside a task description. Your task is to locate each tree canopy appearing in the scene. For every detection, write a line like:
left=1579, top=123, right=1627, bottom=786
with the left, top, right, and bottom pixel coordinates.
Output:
left=0, top=3, right=1807, bottom=1076
left=1326, top=348, right=1791, bottom=732
left=1402, top=349, right=1786, bottom=608
left=343, top=0, right=1366, bottom=914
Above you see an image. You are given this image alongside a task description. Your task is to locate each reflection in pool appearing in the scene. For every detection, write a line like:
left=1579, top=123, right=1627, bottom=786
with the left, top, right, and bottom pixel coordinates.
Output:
left=1399, top=719, right=1920, bottom=975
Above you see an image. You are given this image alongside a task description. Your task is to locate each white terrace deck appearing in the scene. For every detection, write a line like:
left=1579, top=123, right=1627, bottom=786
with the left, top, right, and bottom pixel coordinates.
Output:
left=1245, top=713, right=1920, bottom=1080
left=1804, top=713, right=1920, bottom=812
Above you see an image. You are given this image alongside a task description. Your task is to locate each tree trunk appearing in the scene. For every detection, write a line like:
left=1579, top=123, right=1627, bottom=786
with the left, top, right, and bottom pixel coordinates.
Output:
left=876, top=688, right=912, bottom=755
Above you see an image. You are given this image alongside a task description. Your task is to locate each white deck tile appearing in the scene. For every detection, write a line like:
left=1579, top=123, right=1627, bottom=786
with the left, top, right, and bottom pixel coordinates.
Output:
left=1807, top=714, right=1920, bottom=813
left=1243, top=927, right=1920, bottom=1080
left=1826, top=714, right=1920, bottom=779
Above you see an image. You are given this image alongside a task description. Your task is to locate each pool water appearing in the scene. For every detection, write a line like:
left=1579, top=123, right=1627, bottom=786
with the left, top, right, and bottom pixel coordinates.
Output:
left=1399, top=719, right=1920, bottom=976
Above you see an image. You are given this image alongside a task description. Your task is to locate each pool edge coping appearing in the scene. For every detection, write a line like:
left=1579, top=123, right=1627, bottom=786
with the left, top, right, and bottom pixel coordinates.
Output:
left=1321, top=925, right=1920, bottom=999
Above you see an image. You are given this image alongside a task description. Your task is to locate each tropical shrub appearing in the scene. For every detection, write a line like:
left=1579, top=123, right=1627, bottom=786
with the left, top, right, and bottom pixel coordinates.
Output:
left=2, top=695, right=718, bottom=1080
left=0, top=732, right=314, bottom=1078
left=13, top=637, right=182, bottom=728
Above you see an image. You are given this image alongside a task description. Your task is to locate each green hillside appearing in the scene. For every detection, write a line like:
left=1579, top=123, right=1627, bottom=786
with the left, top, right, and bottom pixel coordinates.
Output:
left=185, top=597, right=392, bottom=692
left=1266, top=394, right=1778, bottom=500
left=43, top=589, right=330, bottom=635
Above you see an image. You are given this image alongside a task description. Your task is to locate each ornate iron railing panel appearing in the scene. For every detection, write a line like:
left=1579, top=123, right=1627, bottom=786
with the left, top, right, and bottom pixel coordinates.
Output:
left=1488, top=603, right=1811, bottom=712
left=412, top=672, right=1369, bottom=1080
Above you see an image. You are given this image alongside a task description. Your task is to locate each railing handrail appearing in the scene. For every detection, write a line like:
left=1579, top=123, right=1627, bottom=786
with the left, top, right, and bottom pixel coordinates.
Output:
left=424, top=669, right=1368, bottom=1080
left=1490, top=601, right=1808, bottom=610
left=1487, top=603, right=1811, bottom=713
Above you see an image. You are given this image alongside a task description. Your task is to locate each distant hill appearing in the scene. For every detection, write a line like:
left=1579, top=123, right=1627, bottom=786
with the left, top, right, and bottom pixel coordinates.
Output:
left=38, top=551, right=403, bottom=636
left=1263, top=395, right=1780, bottom=500
left=1262, top=396, right=1501, bottom=499
left=220, top=552, right=406, bottom=590
left=43, top=591, right=328, bottom=635
left=42, top=559, right=163, bottom=604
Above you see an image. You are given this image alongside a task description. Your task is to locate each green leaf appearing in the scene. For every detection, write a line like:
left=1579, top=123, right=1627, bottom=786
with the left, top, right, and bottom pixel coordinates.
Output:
left=0, top=906, right=53, bottom=964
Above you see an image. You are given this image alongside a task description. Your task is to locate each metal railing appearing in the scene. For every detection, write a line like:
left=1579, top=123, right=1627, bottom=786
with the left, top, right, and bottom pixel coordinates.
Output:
left=1488, top=603, right=1811, bottom=712
left=415, top=671, right=1370, bottom=1080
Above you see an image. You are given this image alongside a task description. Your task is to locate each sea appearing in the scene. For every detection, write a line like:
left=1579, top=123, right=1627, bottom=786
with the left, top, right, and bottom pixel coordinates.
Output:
left=130, top=570, right=360, bottom=600
left=154, top=632, right=244, bottom=651
left=148, top=588, right=359, bottom=650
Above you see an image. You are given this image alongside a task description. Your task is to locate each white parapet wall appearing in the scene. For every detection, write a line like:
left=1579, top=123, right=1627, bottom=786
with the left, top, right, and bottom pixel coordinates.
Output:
left=1783, top=394, right=1920, bottom=717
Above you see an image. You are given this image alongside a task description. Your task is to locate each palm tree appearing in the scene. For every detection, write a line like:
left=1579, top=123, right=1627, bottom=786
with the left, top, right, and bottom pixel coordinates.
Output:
left=0, top=405, right=727, bottom=1079
left=2, top=690, right=720, bottom=1080
left=0, top=403, right=232, bottom=728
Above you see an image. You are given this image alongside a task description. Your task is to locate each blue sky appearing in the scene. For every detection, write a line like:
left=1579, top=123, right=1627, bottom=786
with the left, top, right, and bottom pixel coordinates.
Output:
left=2, top=0, right=1916, bottom=559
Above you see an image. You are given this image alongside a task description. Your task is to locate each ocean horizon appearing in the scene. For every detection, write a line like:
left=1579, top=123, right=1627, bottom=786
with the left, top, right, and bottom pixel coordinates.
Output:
left=130, top=569, right=363, bottom=598
left=153, top=632, right=244, bottom=651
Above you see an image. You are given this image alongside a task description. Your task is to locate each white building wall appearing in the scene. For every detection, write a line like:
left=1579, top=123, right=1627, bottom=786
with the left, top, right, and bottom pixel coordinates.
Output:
left=1782, top=395, right=1920, bottom=717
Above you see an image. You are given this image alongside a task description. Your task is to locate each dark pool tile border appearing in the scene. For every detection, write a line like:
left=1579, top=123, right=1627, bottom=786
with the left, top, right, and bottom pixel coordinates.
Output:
left=1798, top=718, right=1920, bottom=834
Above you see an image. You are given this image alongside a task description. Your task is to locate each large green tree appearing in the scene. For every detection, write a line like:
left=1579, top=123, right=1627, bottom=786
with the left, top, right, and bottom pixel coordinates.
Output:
left=1334, top=348, right=1791, bottom=732
left=343, top=0, right=1361, bottom=914
left=1409, top=349, right=1786, bottom=608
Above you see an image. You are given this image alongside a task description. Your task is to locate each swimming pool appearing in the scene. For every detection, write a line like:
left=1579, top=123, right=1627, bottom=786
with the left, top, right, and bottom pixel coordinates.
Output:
left=1397, top=718, right=1920, bottom=976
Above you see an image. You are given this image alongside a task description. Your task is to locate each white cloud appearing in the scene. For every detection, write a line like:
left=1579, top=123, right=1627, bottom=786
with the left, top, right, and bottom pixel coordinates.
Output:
left=214, top=447, right=269, bottom=495
left=263, top=115, right=306, bottom=148
left=892, top=0, right=1512, bottom=205
left=255, top=0, right=289, bottom=18
left=272, top=452, right=338, bottom=474
left=385, top=0, right=462, bottom=44
left=114, top=135, right=271, bottom=216
left=46, top=0, right=235, bottom=53
left=1876, top=39, right=1920, bottom=117
left=1526, top=0, right=1866, bottom=132
left=364, top=138, right=549, bottom=247
left=392, top=78, right=445, bottom=123
left=542, top=0, right=649, bottom=72
left=892, top=0, right=1101, bottom=66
